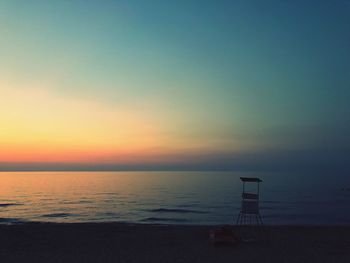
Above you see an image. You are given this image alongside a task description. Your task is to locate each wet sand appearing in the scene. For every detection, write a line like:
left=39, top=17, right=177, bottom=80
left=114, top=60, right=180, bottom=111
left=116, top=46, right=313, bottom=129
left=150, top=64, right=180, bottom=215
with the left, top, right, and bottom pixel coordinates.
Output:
left=0, top=223, right=349, bottom=263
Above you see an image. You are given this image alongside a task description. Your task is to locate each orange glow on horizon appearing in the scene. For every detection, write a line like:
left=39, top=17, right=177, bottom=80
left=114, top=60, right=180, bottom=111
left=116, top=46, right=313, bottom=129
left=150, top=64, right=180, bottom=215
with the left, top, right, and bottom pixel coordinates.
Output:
left=0, top=84, right=161, bottom=163
left=1, top=82, right=241, bottom=164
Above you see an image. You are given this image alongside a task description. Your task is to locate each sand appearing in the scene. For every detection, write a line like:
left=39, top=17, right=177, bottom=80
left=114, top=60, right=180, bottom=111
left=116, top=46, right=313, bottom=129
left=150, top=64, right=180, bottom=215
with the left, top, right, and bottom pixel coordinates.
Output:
left=0, top=223, right=349, bottom=263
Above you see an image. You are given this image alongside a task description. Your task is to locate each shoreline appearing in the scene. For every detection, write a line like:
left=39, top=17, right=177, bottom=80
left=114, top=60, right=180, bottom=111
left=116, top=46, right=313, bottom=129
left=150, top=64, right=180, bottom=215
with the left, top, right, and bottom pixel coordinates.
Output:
left=2, top=221, right=350, bottom=226
left=1, top=223, right=349, bottom=262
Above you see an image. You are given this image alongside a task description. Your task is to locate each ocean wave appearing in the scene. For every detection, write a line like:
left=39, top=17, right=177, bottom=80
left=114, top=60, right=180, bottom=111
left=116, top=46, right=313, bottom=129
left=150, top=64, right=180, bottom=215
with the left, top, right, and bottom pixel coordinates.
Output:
left=0, top=203, right=22, bottom=207
left=78, top=200, right=93, bottom=204
left=140, top=217, right=188, bottom=223
left=41, top=213, right=76, bottom=218
left=0, top=217, right=26, bottom=224
left=96, top=212, right=119, bottom=217
left=177, top=203, right=200, bottom=207
left=148, top=208, right=208, bottom=214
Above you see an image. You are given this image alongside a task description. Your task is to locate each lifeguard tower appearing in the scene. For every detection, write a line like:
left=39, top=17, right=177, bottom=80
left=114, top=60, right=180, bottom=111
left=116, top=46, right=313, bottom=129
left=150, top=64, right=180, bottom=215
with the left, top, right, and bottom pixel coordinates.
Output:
left=236, top=177, right=263, bottom=239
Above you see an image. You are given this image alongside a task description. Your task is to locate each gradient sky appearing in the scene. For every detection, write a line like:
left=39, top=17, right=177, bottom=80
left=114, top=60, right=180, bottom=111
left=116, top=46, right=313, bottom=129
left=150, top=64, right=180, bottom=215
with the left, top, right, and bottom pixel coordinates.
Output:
left=1, top=0, right=349, bottom=171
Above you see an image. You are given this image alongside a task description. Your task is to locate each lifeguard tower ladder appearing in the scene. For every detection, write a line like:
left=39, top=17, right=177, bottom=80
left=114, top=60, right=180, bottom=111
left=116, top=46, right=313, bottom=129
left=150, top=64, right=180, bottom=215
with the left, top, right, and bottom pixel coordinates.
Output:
left=236, top=177, right=263, bottom=238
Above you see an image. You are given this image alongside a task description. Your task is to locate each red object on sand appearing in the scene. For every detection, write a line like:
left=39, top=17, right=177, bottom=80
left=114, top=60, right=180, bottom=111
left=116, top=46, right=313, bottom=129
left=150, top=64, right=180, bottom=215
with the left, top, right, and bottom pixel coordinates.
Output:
left=209, top=225, right=239, bottom=246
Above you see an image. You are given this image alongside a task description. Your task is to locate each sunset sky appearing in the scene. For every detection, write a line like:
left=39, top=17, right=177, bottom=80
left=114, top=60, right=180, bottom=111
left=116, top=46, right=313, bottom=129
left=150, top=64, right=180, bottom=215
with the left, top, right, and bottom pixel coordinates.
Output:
left=1, top=1, right=349, bottom=171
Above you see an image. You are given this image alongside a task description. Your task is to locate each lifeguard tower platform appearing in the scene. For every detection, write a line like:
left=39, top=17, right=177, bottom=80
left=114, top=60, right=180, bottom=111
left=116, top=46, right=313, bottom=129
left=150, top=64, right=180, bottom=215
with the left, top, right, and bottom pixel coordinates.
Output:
left=236, top=177, right=263, bottom=239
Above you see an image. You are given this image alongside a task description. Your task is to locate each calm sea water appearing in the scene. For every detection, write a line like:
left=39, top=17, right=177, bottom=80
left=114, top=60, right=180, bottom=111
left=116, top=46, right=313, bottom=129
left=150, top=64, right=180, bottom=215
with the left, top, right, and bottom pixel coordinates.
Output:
left=0, top=171, right=349, bottom=225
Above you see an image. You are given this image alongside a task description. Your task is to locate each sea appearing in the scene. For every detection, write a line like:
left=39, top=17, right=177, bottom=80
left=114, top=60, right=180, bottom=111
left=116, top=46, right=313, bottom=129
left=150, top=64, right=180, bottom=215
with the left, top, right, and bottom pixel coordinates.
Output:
left=0, top=171, right=349, bottom=225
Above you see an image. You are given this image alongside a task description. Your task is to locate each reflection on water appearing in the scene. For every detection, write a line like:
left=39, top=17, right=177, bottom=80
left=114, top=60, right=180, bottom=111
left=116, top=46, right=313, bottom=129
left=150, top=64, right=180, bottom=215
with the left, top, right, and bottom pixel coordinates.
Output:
left=0, top=171, right=349, bottom=225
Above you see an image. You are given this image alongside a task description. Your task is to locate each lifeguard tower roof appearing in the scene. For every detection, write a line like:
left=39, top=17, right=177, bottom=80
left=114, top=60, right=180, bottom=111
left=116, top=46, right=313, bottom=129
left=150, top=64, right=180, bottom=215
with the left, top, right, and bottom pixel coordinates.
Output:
left=240, top=177, right=262, bottom=182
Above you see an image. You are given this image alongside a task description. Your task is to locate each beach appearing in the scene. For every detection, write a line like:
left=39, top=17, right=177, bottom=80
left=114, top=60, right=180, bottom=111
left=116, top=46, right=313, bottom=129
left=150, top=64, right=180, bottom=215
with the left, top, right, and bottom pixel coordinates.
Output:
left=0, top=223, right=349, bottom=263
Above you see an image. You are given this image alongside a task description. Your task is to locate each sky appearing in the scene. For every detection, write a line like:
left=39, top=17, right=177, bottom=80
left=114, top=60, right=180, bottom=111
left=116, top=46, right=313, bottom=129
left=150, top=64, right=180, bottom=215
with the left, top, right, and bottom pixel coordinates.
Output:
left=0, top=0, right=349, bottom=171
